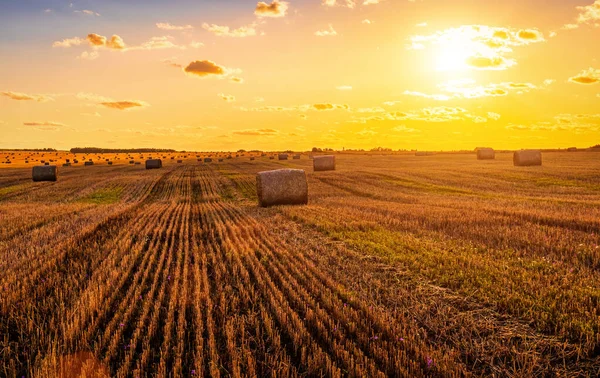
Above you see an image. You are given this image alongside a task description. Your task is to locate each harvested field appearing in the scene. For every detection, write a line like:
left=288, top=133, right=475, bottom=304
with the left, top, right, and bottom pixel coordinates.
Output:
left=1, top=152, right=600, bottom=377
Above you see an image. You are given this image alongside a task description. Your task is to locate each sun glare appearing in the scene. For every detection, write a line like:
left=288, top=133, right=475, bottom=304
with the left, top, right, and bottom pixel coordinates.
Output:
left=435, top=39, right=473, bottom=72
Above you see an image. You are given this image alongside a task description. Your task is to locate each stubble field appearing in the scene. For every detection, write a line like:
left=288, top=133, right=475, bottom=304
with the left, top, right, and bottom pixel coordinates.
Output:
left=1, top=151, right=599, bottom=377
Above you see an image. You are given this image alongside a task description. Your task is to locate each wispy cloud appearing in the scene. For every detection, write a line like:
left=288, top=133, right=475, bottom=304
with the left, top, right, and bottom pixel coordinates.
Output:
left=315, top=25, right=337, bottom=37
left=203, top=23, right=257, bottom=37
left=156, top=22, right=194, bottom=30
left=1, top=91, right=53, bottom=102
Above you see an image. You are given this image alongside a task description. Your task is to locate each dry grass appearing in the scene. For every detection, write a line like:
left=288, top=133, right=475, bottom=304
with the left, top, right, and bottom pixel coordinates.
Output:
left=1, top=151, right=599, bottom=377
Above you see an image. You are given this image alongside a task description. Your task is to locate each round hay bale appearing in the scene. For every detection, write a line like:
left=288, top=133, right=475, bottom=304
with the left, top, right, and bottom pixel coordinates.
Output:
left=177, top=160, right=183, bottom=163
left=256, top=169, right=308, bottom=207
left=62, top=163, right=71, bottom=167
left=293, top=154, right=301, bottom=160
left=204, top=158, right=212, bottom=163
left=135, top=162, right=141, bottom=165
left=146, top=159, right=163, bottom=169
left=514, top=150, right=542, bottom=166
left=476, top=148, right=495, bottom=160
left=108, top=161, right=113, bottom=165
left=33, top=165, right=58, bottom=182
left=278, top=154, right=288, bottom=161
left=250, top=157, right=255, bottom=161
left=269, top=156, right=275, bottom=160
left=44, top=162, right=50, bottom=166
left=313, top=155, right=335, bottom=171
left=218, top=158, right=224, bottom=162
left=84, top=161, right=94, bottom=166
left=129, top=160, right=134, bottom=164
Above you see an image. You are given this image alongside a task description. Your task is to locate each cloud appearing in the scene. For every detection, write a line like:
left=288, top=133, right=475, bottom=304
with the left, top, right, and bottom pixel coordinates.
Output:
left=74, top=10, right=100, bottom=16
left=402, top=79, right=538, bottom=100
left=156, top=22, right=194, bottom=30
left=202, top=23, right=257, bottom=37
left=416, top=22, right=428, bottom=27
left=408, top=25, right=545, bottom=71
left=218, top=93, right=236, bottom=102
left=392, top=125, right=420, bottom=133
left=403, top=91, right=451, bottom=101
left=487, top=112, right=501, bottom=121
left=52, top=37, right=85, bottom=48
left=563, top=1, right=600, bottom=30
left=315, top=25, right=337, bottom=37
left=78, top=51, right=99, bottom=60
left=255, top=1, right=289, bottom=18
left=363, top=0, right=383, bottom=5
left=106, top=35, right=126, bottom=50
left=189, top=41, right=204, bottom=48
left=76, top=92, right=113, bottom=102
left=569, top=67, right=600, bottom=85
left=233, top=128, right=278, bottom=136
left=137, top=36, right=185, bottom=50
left=184, top=60, right=228, bottom=77
left=336, top=85, right=353, bottom=90
left=86, top=33, right=126, bottom=50
left=323, top=0, right=356, bottom=8
left=517, top=29, right=544, bottom=41
left=353, top=106, right=491, bottom=124
left=100, top=101, right=149, bottom=110
left=23, top=121, right=65, bottom=127
left=313, top=103, right=349, bottom=110
left=361, top=19, right=372, bottom=24
left=1, top=91, right=52, bottom=102
left=506, top=114, right=600, bottom=132
left=87, top=33, right=107, bottom=46
left=465, top=55, right=514, bottom=70
left=230, top=77, right=244, bottom=84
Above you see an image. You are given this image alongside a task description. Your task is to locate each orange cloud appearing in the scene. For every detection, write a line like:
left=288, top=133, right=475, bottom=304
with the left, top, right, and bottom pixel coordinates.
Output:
left=569, top=67, right=600, bottom=84
left=86, top=33, right=126, bottom=49
left=184, top=60, right=227, bottom=77
left=517, top=29, right=544, bottom=41
left=230, top=77, right=244, bottom=84
left=106, top=35, right=126, bottom=50
left=23, top=121, right=64, bottom=127
left=466, top=55, right=514, bottom=70
left=100, top=101, right=148, bottom=110
left=87, top=33, right=107, bottom=46
left=313, top=103, right=349, bottom=110
left=255, top=1, right=289, bottom=18
left=218, top=93, right=236, bottom=102
left=1, top=91, right=52, bottom=102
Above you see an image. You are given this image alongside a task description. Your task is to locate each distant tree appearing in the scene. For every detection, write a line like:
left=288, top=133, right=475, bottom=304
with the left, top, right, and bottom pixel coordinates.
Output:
left=237, top=149, right=246, bottom=153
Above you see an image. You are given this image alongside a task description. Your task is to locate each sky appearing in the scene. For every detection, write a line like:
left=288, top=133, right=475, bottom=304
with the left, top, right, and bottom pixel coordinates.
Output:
left=0, top=0, right=599, bottom=151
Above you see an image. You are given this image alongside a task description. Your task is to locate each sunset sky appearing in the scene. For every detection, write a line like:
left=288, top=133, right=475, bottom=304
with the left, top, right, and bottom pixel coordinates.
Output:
left=1, top=0, right=599, bottom=151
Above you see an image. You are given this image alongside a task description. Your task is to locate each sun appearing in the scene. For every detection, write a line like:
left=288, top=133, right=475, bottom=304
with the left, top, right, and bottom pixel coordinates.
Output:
left=435, top=39, right=474, bottom=72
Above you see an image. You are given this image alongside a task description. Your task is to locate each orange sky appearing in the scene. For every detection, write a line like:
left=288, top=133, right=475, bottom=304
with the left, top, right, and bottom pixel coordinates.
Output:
left=1, top=0, right=599, bottom=151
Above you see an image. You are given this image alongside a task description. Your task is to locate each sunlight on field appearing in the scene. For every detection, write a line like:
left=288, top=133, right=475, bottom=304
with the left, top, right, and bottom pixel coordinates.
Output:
left=1, top=152, right=600, bottom=377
